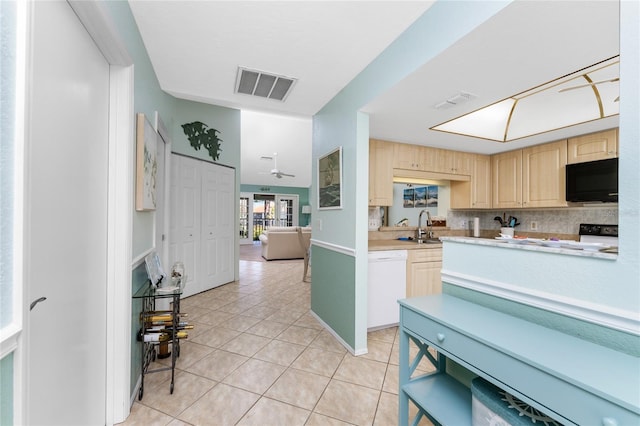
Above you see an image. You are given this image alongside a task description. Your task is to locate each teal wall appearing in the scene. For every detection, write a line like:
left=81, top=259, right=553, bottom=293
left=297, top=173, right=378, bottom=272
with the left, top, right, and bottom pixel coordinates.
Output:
left=241, top=184, right=312, bottom=226
left=0, top=352, right=13, bottom=425
left=311, top=1, right=512, bottom=352
left=310, top=246, right=356, bottom=345
left=171, top=98, right=241, bottom=167
left=103, top=1, right=176, bottom=259
left=103, top=1, right=243, bottom=400
left=130, top=264, right=148, bottom=396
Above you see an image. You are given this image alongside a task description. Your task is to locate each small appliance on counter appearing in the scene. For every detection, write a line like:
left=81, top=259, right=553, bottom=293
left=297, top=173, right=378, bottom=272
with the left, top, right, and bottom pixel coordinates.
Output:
left=579, top=223, right=618, bottom=246
left=368, top=207, right=383, bottom=231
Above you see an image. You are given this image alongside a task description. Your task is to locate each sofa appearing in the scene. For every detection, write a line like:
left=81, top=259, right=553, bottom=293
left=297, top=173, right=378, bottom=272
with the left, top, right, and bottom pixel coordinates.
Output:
left=259, top=226, right=311, bottom=260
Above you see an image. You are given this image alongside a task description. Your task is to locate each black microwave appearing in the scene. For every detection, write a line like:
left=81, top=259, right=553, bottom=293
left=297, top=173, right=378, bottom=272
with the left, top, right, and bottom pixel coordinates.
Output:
left=566, top=158, right=618, bottom=202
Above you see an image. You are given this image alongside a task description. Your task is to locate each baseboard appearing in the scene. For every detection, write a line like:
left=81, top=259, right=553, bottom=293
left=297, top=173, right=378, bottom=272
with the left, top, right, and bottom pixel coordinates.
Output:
left=309, top=310, right=368, bottom=356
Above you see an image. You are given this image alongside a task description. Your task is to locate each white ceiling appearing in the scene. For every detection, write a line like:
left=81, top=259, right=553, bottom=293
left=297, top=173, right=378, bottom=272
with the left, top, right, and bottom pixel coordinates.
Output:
left=129, top=1, right=620, bottom=188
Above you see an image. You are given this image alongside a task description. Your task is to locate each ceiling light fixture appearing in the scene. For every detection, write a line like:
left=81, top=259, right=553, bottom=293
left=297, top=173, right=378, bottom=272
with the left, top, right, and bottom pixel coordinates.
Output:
left=235, top=67, right=297, bottom=101
left=431, top=56, right=619, bottom=142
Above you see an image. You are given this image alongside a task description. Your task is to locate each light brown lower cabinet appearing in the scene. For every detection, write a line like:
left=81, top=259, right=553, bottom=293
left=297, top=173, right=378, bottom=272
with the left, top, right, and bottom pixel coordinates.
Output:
left=406, top=248, right=442, bottom=298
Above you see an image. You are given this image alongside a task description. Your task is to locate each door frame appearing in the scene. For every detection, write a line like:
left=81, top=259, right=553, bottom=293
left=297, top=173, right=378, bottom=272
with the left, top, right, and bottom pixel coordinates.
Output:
left=240, top=192, right=300, bottom=244
left=18, top=2, right=134, bottom=424
left=154, top=111, right=172, bottom=271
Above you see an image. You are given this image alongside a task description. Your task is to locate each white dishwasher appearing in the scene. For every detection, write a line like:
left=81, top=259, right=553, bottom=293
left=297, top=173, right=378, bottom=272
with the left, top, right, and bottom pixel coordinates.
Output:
left=368, top=250, right=407, bottom=329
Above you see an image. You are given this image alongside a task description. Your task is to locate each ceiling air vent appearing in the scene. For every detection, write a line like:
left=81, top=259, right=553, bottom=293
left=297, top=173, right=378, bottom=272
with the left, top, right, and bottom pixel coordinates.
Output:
left=434, top=91, right=476, bottom=110
left=235, top=67, right=297, bottom=101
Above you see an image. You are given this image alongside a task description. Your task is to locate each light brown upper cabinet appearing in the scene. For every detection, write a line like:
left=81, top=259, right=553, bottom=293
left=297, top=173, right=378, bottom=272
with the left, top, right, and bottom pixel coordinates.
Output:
left=393, top=143, right=425, bottom=170
left=567, top=128, right=618, bottom=164
left=522, top=140, right=568, bottom=208
left=369, top=139, right=394, bottom=206
left=433, top=149, right=474, bottom=175
left=492, top=149, right=523, bottom=208
left=450, top=154, right=492, bottom=209
left=452, top=151, right=475, bottom=176
left=492, top=140, right=568, bottom=209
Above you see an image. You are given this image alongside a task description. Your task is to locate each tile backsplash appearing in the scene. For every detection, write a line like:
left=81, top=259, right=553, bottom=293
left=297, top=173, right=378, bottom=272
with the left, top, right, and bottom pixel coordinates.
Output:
left=448, top=205, right=618, bottom=236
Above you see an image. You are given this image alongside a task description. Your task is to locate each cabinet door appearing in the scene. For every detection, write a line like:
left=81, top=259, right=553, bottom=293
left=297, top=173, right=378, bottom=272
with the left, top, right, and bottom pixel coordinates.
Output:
left=407, top=261, right=442, bottom=297
left=492, top=150, right=522, bottom=208
left=433, top=148, right=455, bottom=173
left=472, top=154, right=492, bottom=208
left=369, top=139, right=394, bottom=206
left=393, top=143, right=422, bottom=170
left=406, top=249, right=442, bottom=297
left=522, top=140, right=567, bottom=208
left=453, top=151, right=475, bottom=175
left=420, top=145, right=439, bottom=171
left=567, top=129, right=617, bottom=164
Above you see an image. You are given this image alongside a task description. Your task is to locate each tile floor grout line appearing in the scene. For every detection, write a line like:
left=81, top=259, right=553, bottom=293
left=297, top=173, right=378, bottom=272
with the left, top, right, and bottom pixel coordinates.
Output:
left=120, top=245, right=417, bottom=426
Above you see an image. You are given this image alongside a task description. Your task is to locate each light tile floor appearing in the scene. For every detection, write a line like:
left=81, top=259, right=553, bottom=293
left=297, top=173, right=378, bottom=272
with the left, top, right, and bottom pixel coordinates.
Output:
left=120, top=249, right=434, bottom=426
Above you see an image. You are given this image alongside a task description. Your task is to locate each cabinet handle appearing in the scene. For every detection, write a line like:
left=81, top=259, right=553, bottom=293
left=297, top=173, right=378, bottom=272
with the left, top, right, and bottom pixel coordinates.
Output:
left=436, top=332, right=446, bottom=342
left=602, top=418, right=618, bottom=426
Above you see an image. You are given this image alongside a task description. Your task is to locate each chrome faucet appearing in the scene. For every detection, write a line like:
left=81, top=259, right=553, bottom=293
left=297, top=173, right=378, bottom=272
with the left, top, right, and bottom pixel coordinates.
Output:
left=417, top=210, right=433, bottom=243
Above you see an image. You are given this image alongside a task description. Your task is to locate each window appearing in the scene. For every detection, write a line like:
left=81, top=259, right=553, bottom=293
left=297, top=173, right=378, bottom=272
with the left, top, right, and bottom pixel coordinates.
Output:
left=0, top=1, right=25, bottom=423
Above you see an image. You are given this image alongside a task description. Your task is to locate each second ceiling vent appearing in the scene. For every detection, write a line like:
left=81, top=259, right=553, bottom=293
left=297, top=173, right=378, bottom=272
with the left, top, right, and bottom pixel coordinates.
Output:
left=235, top=67, right=297, bottom=101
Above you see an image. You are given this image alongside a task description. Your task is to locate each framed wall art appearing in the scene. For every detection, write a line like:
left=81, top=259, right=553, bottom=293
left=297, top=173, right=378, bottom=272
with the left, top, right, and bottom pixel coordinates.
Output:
left=136, top=113, right=158, bottom=211
left=403, top=187, right=415, bottom=208
left=317, top=146, right=342, bottom=210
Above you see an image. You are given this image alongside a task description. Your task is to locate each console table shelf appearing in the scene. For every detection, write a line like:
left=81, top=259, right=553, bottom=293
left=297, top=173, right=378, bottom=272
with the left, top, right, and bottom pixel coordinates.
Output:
left=398, top=294, right=640, bottom=426
left=402, top=373, right=472, bottom=425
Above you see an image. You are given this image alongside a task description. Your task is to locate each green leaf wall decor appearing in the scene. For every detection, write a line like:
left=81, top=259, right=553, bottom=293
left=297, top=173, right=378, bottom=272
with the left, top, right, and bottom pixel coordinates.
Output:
left=181, top=121, right=223, bottom=161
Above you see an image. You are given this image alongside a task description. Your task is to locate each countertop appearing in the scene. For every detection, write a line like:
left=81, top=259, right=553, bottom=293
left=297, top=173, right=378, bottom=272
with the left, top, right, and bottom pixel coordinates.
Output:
left=440, top=236, right=617, bottom=260
left=368, top=239, right=442, bottom=251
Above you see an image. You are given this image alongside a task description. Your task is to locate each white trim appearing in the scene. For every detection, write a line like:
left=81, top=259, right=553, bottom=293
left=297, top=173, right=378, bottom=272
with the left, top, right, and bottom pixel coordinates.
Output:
left=105, top=65, right=134, bottom=425
left=67, top=2, right=135, bottom=424
left=132, top=247, right=156, bottom=268
left=0, top=325, right=20, bottom=359
left=153, top=111, right=172, bottom=272
left=67, top=0, right=131, bottom=65
left=309, top=310, right=367, bottom=356
left=13, top=1, right=29, bottom=423
left=310, top=238, right=356, bottom=257
left=441, top=269, right=640, bottom=335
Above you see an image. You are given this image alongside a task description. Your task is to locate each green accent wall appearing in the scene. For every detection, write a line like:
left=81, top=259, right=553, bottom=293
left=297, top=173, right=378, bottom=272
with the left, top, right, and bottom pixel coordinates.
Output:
left=103, top=1, right=243, bottom=401
left=129, top=264, right=148, bottom=396
left=310, top=246, right=356, bottom=347
left=0, top=353, right=13, bottom=425
left=103, top=0, right=177, bottom=259
left=311, top=1, right=512, bottom=352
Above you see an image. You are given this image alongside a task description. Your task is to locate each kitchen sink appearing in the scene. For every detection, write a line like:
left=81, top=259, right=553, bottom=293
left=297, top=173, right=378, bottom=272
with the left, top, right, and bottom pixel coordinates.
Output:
left=418, top=239, right=441, bottom=244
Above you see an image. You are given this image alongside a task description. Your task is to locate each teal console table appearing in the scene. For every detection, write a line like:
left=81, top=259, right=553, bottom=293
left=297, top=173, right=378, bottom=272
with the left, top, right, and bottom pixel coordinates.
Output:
left=398, top=294, right=639, bottom=425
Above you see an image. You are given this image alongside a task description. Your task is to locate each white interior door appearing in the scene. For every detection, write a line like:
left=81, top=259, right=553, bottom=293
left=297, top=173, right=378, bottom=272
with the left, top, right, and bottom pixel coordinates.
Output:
left=170, top=155, right=200, bottom=297
left=201, top=164, right=235, bottom=290
left=26, top=1, right=109, bottom=424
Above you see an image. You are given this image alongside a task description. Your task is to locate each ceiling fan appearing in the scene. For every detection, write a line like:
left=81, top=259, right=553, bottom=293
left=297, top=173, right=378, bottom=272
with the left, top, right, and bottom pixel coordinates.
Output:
left=260, top=152, right=295, bottom=179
